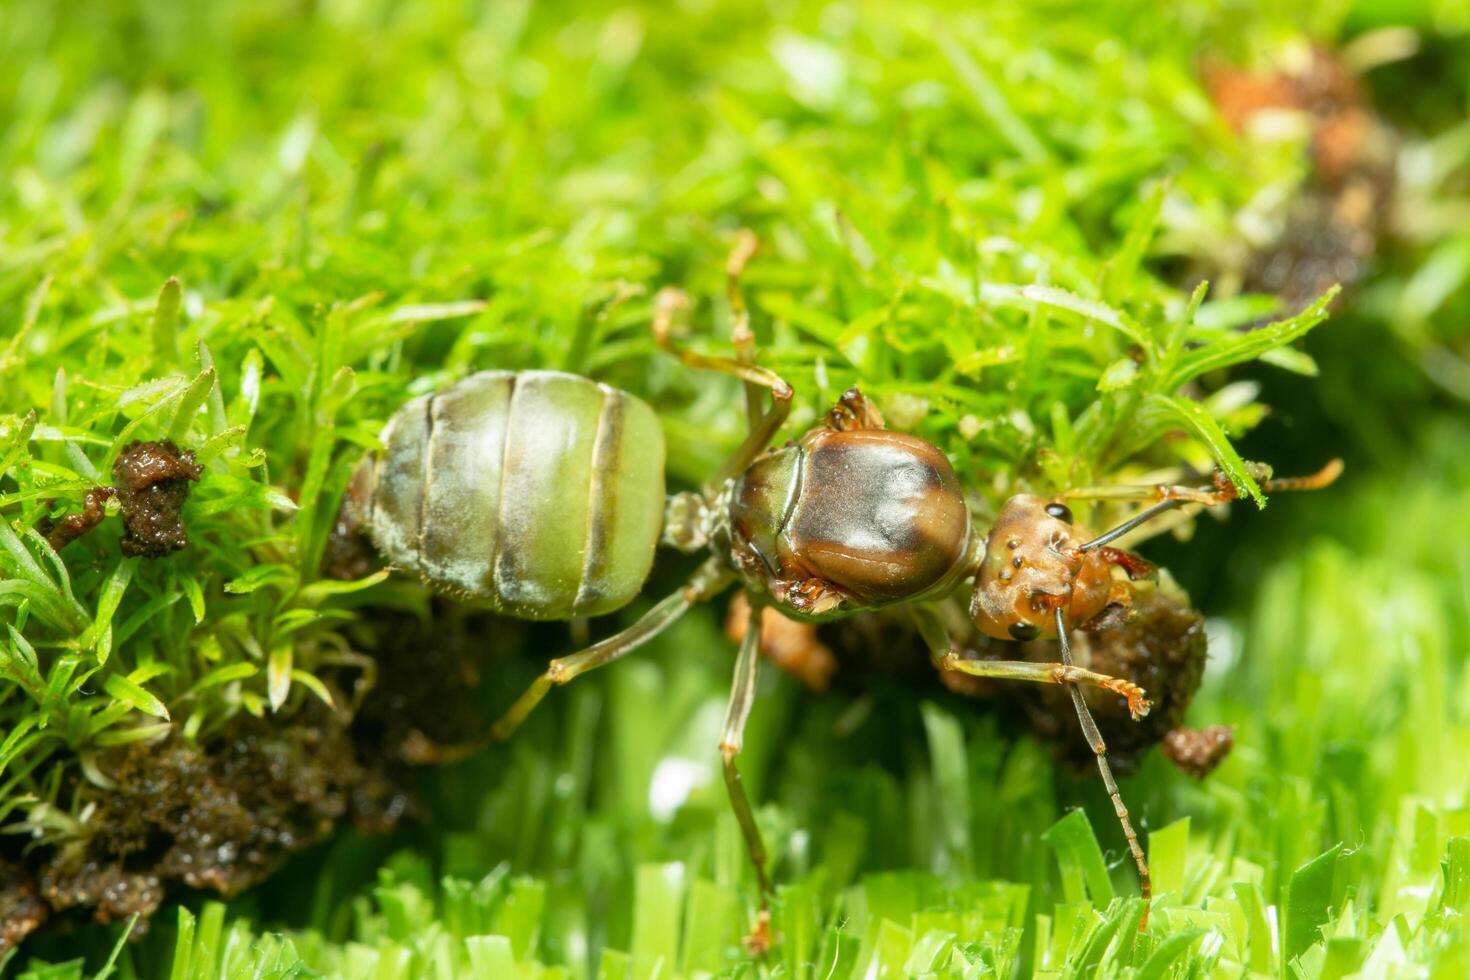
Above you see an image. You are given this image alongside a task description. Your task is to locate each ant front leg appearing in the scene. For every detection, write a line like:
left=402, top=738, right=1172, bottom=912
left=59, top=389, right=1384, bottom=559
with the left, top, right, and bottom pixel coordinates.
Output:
left=720, top=598, right=775, bottom=954
left=402, top=559, right=734, bottom=765
left=913, top=608, right=1151, bottom=718
left=914, top=605, right=1154, bottom=930
left=1052, top=607, right=1152, bottom=929
left=653, top=284, right=792, bottom=492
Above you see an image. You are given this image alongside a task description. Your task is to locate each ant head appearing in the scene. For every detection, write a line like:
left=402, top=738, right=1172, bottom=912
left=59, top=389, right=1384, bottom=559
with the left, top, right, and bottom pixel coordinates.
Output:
left=969, top=494, right=1113, bottom=640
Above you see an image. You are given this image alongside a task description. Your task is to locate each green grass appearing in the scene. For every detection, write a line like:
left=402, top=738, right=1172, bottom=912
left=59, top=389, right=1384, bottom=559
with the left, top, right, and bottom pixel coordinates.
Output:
left=1, top=0, right=1468, bottom=976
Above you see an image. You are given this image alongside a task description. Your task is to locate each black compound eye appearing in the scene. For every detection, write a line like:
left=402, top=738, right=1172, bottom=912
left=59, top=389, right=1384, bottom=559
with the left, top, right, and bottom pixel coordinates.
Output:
left=1045, top=502, right=1073, bottom=524
left=1009, top=622, right=1042, bottom=642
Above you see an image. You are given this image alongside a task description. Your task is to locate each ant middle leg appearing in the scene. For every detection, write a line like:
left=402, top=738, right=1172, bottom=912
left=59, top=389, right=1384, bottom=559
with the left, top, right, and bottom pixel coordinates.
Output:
left=402, top=559, right=734, bottom=765
left=1063, top=459, right=1344, bottom=550
left=720, top=599, right=775, bottom=954
left=725, top=229, right=763, bottom=432
left=654, top=280, right=792, bottom=492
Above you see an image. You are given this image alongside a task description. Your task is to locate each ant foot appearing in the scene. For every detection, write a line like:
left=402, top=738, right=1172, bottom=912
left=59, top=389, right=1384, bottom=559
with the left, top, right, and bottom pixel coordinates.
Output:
left=743, top=908, right=774, bottom=956
left=400, top=729, right=482, bottom=766
left=1110, top=681, right=1151, bottom=720
left=400, top=729, right=438, bottom=765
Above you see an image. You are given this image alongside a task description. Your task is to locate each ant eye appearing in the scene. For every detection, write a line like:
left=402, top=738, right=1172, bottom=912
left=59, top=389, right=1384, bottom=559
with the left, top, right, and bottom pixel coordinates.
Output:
left=1009, top=622, right=1041, bottom=641
left=1045, top=502, right=1073, bottom=524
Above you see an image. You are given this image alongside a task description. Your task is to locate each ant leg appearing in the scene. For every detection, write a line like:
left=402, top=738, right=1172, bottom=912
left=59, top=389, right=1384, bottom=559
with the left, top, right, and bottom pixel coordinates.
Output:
left=1054, top=607, right=1152, bottom=930
left=653, top=286, right=793, bottom=491
left=914, top=603, right=1151, bottom=718
left=914, top=607, right=1153, bottom=929
left=1063, top=459, right=1342, bottom=505
left=726, top=229, right=763, bottom=432
left=936, top=656, right=1152, bottom=718
left=1067, top=459, right=1343, bottom=552
left=402, top=559, right=734, bottom=765
left=721, top=600, right=775, bottom=954
left=823, top=387, right=886, bottom=432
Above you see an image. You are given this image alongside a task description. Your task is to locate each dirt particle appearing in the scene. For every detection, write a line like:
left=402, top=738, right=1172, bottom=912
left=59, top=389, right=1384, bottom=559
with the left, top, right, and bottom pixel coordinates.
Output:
left=0, top=859, right=48, bottom=953
left=37, top=864, right=162, bottom=931
left=1161, top=724, right=1235, bottom=779
left=39, top=487, right=115, bottom=552
left=111, top=440, right=203, bottom=557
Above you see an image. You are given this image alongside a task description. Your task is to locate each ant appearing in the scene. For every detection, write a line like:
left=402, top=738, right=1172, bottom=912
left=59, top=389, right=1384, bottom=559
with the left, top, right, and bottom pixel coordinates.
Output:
left=339, top=233, right=1340, bottom=945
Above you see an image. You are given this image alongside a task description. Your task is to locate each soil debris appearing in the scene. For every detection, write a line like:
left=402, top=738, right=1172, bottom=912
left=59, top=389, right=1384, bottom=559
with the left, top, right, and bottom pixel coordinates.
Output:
left=0, top=859, right=49, bottom=952
left=1204, top=46, right=1396, bottom=309
left=7, top=704, right=409, bottom=943
left=39, top=487, right=115, bottom=552
left=111, top=440, right=203, bottom=557
left=808, top=578, right=1211, bottom=778
left=1162, top=724, right=1235, bottom=779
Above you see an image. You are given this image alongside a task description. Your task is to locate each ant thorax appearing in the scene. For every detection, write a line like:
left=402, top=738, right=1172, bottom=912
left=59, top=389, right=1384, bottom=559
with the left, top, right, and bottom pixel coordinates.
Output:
left=660, top=484, right=732, bottom=556
left=724, top=425, right=973, bottom=620
left=969, top=494, right=1115, bottom=640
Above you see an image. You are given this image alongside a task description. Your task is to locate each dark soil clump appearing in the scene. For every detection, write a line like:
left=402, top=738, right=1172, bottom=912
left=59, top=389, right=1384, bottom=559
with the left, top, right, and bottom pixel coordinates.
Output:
left=111, top=440, right=203, bottom=557
left=39, top=487, right=114, bottom=552
left=813, top=579, right=1212, bottom=777
left=3, top=706, right=409, bottom=947
left=0, top=859, right=48, bottom=951
left=987, top=580, right=1210, bottom=776
left=1162, top=723, right=1235, bottom=779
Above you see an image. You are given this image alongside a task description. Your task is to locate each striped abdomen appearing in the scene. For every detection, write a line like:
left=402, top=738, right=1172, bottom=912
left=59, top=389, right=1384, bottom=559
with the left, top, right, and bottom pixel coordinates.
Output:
left=356, top=370, right=666, bottom=619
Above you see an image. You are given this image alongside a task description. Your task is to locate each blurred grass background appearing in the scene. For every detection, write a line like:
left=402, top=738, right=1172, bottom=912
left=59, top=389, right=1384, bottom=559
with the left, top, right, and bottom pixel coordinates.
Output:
left=1, top=0, right=1468, bottom=977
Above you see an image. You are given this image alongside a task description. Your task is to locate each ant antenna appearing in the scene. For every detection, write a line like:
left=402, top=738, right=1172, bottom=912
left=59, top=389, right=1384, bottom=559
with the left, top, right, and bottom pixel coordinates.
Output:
left=1078, top=459, right=1344, bottom=553
left=1078, top=498, right=1182, bottom=552
left=1055, top=605, right=1152, bottom=930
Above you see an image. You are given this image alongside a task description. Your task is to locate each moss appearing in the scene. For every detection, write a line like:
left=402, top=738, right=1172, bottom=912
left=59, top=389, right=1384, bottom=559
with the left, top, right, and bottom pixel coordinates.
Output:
left=1, top=0, right=1467, bottom=974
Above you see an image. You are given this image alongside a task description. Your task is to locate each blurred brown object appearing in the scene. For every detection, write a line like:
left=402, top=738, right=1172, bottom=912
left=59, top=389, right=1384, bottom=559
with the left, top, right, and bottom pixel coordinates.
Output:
left=1204, top=45, right=1397, bottom=309
left=1162, top=724, right=1235, bottom=779
left=725, top=593, right=838, bottom=691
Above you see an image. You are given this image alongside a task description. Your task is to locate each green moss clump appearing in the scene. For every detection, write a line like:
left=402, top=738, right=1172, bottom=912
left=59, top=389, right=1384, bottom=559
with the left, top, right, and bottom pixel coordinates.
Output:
left=1, top=0, right=1468, bottom=976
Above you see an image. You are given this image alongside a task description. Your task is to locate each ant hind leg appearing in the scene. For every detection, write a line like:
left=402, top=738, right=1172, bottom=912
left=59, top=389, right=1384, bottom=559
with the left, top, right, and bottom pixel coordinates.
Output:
left=721, top=599, right=776, bottom=954
left=402, top=559, right=734, bottom=765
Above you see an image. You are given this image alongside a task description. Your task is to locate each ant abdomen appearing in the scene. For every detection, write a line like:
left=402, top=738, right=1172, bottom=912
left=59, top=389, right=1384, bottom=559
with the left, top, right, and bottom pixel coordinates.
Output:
left=352, top=370, right=666, bottom=620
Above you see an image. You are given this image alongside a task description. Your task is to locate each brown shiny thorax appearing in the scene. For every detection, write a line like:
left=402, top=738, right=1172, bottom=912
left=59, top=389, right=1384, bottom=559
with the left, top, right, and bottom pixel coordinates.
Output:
left=728, top=395, right=972, bottom=619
